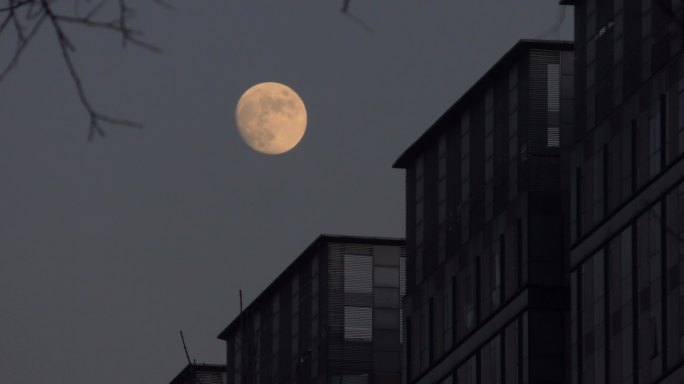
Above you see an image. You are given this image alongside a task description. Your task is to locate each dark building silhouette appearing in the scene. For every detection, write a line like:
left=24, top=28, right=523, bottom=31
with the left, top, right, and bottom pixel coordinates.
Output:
left=394, top=40, right=574, bottom=384
left=561, top=0, right=684, bottom=382
left=169, top=363, right=227, bottom=384
left=217, top=235, right=406, bottom=384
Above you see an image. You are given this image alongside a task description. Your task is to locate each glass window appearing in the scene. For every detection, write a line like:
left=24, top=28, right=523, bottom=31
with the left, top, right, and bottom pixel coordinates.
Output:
left=509, top=111, right=518, bottom=139
left=505, top=320, right=520, bottom=384
left=416, top=199, right=424, bottom=223
left=291, top=273, right=299, bottom=295
left=311, top=254, right=318, bottom=274
left=465, top=271, right=475, bottom=328
left=461, top=208, right=470, bottom=243
left=416, top=175, right=424, bottom=201
left=272, top=292, right=279, bottom=312
left=451, top=276, right=457, bottom=344
left=438, top=199, right=447, bottom=224
left=649, top=318, right=658, bottom=358
left=415, top=154, right=424, bottom=179
left=428, top=298, right=435, bottom=362
left=438, top=227, right=446, bottom=263
left=461, top=113, right=471, bottom=207
left=443, top=281, right=453, bottom=349
left=575, top=167, right=583, bottom=237
left=438, top=132, right=447, bottom=178
left=485, top=144, right=493, bottom=176
left=678, top=80, right=684, bottom=156
left=374, top=287, right=399, bottom=308
left=509, top=65, right=518, bottom=89
left=509, top=88, right=519, bottom=114
left=649, top=100, right=663, bottom=177
left=374, top=266, right=400, bottom=287
left=493, top=247, right=501, bottom=308
left=485, top=88, right=494, bottom=112
left=461, top=157, right=470, bottom=181
left=374, top=308, right=399, bottom=329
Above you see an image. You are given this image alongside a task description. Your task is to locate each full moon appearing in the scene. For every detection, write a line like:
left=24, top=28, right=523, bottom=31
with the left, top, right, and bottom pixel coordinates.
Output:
left=235, top=82, right=307, bottom=155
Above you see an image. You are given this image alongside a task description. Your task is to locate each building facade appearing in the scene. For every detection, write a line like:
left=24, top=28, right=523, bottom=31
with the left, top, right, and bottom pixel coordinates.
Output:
left=394, top=40, right=574, bottom=384
left=217, top=235, right=406, bottom=384
left=562, top=0, right=684, bottom=382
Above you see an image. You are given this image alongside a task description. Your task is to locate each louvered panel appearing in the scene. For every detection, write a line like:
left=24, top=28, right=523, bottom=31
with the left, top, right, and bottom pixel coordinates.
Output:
left=528, top=49, right=561, bottom=156
left=329, top=374, right=370, bottom=384
left=327, top=243, right=374, bottom=376
left=342, top=374, right=369, bottom=384
left=344, top=306, right=373, bottom=340
left=547, top=61, right=561, bottom=148
left=526, top=49, right=562, bottom=193
left=399, top=255, right=407, bottom=298
left=399, top=253, right=407, bottom=344
left=194, top=371, right=226, bottom=384
left=344, top=254, right=372, bottom=293
left=327, top=341, right=373, bottom=372
left=328, top=242, right=374, bottom=256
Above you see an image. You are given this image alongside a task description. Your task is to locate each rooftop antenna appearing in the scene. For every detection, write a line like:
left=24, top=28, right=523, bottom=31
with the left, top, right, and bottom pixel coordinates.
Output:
left=180, top=330, right=203, bottom=384
left=239, top=289, right=247, bottom=384
left=180, top=330, right=193, bottom=365
left=239, top=289, right=244, bottom=351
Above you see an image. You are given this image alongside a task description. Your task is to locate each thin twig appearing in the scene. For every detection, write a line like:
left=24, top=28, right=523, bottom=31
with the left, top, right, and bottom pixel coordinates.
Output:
left=0, top=0, right=32, bottom=13
left=83, top=0, right=108, bottom=20
left=0, top=10, right=46, bottom=83
left=341, top=0, right=349, bottom=13
left=42, top=0, right=142, bottom=140
left=0, top=0, right=165, bottom=139
left=0, top=12, right=13, bottom=35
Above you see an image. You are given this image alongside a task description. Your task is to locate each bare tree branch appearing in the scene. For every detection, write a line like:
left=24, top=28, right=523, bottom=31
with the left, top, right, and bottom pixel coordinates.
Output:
left=0, top=0, right=31, bottom=13
left=0, top=0, right=164, bottom=139
left=340, top=0, right=372, bottom=34
left=0, top=7, right=46, bottom=83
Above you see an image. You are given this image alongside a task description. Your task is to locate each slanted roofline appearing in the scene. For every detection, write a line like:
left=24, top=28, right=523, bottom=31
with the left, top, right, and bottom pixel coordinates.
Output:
left=392, top=39, right=573, bottom=169
left=169, top=363, right=226, bottom=384
left=216, top=234, right=405, bottom=340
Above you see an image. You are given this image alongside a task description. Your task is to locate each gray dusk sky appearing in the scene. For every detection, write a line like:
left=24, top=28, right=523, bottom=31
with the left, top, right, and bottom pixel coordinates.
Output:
left=0, top=2, right=572, bottom=383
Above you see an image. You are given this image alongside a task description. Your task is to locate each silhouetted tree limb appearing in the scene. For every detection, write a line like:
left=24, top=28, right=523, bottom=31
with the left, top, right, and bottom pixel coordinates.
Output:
left=0, top=0, right=166, bottom=140
left=340, top=0, right=372, bottom=33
